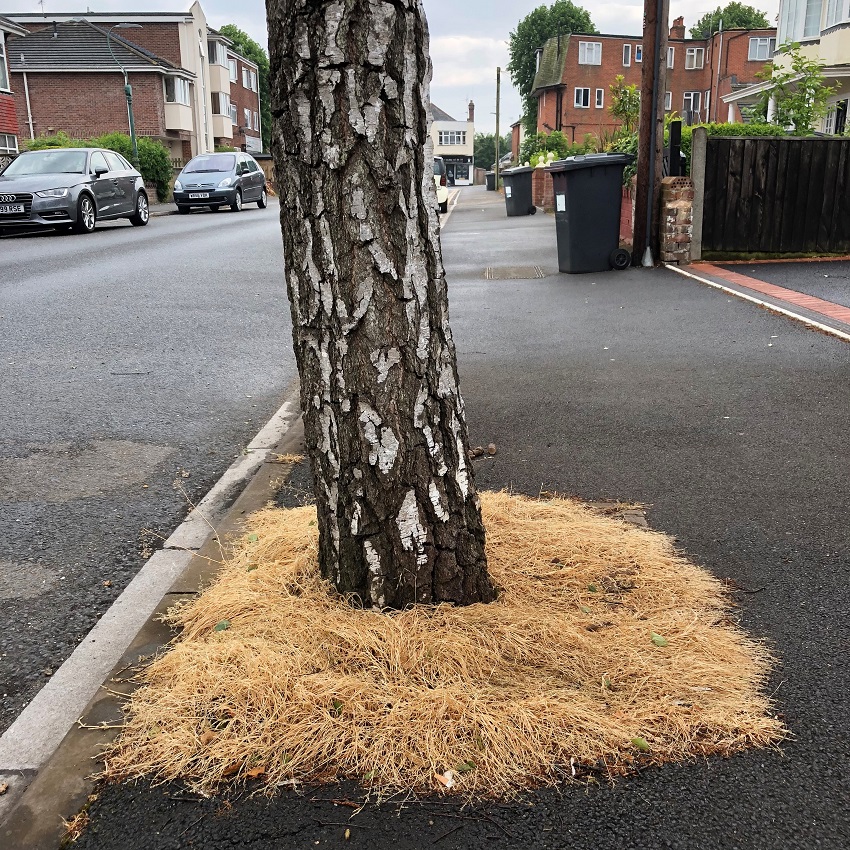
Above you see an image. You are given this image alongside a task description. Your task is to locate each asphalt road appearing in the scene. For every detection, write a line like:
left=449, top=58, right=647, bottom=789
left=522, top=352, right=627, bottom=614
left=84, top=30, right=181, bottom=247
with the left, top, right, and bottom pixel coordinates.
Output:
left=0, top=203, right=297, bottom=734
left=719, top=259, right=850, bottom=309
left=72, top=187, right=850, bottom=848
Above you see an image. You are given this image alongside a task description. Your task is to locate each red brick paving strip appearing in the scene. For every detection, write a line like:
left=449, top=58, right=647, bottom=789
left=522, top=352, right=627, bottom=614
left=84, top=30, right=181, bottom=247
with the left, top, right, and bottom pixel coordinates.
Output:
left=693, top=263, right=850, bottom=326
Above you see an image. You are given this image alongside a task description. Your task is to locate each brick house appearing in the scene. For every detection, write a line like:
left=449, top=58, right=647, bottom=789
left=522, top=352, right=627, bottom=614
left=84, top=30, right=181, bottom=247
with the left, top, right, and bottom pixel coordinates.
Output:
left=531, top=16, right=777, bottom=142
left=5, top=2, right=261, bottom=162
left=0, top=15, right=26, bottom=164
left=226, top=47, right=262, bottom=153
left=430, top=102, right=474, bottom=185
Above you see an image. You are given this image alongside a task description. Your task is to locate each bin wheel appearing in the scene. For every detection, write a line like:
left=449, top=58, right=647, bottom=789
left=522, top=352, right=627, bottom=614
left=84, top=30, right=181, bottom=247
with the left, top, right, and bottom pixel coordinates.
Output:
left=529, top=205, right=537, bottom=215
left=610, top=248, right=631, bottom=270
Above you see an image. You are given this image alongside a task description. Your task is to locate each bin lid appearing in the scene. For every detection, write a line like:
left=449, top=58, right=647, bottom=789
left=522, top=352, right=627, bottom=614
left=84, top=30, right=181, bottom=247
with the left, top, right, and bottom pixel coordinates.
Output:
left=545, top=153, right=635, bottom=173
left=500, top=165, right=534, bottom=175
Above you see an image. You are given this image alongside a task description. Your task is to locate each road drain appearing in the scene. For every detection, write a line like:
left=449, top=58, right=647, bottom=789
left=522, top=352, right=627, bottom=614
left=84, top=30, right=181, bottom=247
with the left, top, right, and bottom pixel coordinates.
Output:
left=484, top=266, right=546, bottom=280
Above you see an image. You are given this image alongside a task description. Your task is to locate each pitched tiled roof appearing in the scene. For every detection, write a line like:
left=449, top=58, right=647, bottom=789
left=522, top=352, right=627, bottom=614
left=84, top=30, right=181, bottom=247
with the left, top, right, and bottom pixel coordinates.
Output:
left=531, top=34, right=571, bottom=94
left=8, top=20, right=185, bottom=74
left=430, top=103, right=455, bottom=122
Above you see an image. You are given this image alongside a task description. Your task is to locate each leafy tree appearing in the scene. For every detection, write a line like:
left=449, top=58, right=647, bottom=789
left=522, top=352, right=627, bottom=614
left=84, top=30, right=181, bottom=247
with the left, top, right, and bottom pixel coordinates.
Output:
left=266, top=0, right=495, bottom=607
left=219, top=24, right=271, bottom=153
left=690, top=3, right=771, bottom=38
left=508, top=1, right=596, bottom=135
left=608, top=75, right=640, bottom=134
left=473, top=132, right=511, bottom=169
left=752, top=44, right=835, bottom=134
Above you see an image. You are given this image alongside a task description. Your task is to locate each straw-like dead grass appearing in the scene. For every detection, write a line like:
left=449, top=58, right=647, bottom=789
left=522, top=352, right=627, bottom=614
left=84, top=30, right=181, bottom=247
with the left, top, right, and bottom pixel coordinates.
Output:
left=103, top=492, right=786, bottom=798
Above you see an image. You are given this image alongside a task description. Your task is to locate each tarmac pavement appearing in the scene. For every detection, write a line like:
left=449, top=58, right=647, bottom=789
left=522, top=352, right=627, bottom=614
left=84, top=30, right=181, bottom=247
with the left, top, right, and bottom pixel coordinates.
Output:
left=3, top=185, right=850, bottom=849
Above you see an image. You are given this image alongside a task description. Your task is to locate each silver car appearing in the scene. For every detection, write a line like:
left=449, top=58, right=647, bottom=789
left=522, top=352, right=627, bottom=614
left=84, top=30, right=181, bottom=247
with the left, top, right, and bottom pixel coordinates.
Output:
left=0, top=147, right=149, bottom=234
left=173, top=152, right=268, bottom=214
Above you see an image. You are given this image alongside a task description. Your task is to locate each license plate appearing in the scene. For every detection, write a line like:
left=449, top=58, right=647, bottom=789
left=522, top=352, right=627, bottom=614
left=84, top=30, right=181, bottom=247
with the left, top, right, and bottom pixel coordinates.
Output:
left=188, top=192, right=209, bottom=199
left=0, top=204, right=24, bottom=214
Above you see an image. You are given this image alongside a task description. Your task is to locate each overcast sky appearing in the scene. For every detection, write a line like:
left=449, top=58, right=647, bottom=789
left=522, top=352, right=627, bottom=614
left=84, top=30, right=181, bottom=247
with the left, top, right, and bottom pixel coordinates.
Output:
left=4, top=0, right=780, bottom=133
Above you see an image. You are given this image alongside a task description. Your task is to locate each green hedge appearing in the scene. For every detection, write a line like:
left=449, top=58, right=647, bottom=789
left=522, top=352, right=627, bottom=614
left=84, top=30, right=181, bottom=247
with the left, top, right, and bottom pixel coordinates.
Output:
left=679, top=122, right=788, bottom=168
left=25, top=131, right=173, bottom=202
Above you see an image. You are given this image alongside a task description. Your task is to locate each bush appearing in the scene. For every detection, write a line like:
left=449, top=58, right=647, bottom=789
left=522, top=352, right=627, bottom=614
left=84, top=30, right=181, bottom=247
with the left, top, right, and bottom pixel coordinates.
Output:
left=24, top=131, right=173, bottom=202
left=518, top=130, right=593, bottom=165
left=680, top=122, right=787, bottom=169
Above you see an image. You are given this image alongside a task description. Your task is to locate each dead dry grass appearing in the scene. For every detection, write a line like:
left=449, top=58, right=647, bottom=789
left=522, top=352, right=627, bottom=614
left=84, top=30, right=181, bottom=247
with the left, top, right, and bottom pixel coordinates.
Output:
left=103, top=491, right=786, bottom=798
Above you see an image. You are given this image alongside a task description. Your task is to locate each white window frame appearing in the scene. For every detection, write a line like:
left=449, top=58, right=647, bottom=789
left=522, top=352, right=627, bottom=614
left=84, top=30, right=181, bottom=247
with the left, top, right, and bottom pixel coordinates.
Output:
left=623, top=44, right=631, bottom=66
left=253, top=110, right=259, bottom=130
left=437, top=130, right=467, bottom=145
left=211, top=91, right=230, bottom=116
left=683, top=91, right=702, bottom=115
left=825, top=105, right=837, bottom=133
left=0, top=133, right=18, bottom=154
left=228, top=58, right=237, bottom=82
left=0, top=34, right=8, bottom=92
left=825, top=0, right=849, bottom=27
left=230, top=103, right=237, bottom=124
left=634, top=44, right=643, bottom=63
left=164, top=76, right=191, bottom=106
left=242, top=68, right=250, bottom=89
left=748, top=37, right=776, bottom=60
left=595, top=88, right=604, bottom=108
left=667, top=46, right=675, bottom=68
left=250, top=70, right=257, bottom=92
left=244, top=107, right=252, bottom=129
left=685, top=47, right=704, bottom=69
left=705, top=90, right=711, bottom=116
left=664, top=91, right=672, bottom=111
left=207, top=40, right=226, bottom=66
left=574, top=87, right=590, bottom=108
left=578, top=41, right=602, bottom=65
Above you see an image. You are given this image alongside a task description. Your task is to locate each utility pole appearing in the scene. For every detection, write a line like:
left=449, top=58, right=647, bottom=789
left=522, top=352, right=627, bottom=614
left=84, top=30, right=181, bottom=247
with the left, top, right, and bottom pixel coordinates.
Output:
left=494, top=66, right=501, bottom=187
left=632, top=0, right=669, bottom=266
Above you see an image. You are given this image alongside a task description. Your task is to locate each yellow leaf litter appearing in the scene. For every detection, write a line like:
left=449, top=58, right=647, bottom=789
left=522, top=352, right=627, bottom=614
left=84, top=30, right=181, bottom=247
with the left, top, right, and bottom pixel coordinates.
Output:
left=103, top=491, right=786, bottom=799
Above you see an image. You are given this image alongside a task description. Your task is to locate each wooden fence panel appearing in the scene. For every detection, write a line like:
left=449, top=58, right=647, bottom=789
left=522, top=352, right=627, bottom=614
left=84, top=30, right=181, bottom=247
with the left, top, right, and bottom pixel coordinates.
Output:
left=702, top=137, right=850, bottom=255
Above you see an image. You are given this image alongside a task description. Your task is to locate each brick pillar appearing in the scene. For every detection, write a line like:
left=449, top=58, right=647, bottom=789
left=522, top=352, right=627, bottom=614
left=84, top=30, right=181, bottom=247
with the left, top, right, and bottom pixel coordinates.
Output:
left=531, top=167, right=546, bottom=208
left=660, top=176, right=694, bottom=265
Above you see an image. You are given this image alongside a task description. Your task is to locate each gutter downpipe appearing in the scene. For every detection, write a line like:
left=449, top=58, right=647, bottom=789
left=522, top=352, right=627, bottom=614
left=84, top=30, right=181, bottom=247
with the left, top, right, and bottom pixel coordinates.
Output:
left=22, top=71, right=34, bottom=139
left=714, top=19, right=723, bottom=122
left=642, top=0, right=665, bottom=266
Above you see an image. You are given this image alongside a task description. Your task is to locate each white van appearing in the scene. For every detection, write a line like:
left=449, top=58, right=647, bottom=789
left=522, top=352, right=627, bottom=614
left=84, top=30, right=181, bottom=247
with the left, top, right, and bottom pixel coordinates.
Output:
left=433, top=156, right=449, bottom=214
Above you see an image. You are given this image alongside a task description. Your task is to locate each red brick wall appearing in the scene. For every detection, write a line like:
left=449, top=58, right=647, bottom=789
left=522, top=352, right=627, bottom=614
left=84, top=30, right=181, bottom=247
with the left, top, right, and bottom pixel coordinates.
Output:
left=0, top=93, right=19, bottom=136
left=12, top=71, right=166, bottom=140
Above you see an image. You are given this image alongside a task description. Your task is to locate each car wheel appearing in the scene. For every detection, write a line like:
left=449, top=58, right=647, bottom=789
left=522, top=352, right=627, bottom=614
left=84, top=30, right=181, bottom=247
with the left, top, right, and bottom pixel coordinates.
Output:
left=439, top=199, right=448, bottom=214
left=257, top=188, right=268, bottom=209
left=129, top=191, right=150, bottom=226
left=72, top=194, right=97, bottom=234
left=177, top=205, right=190, bottom=214
left=230, top=190, right=243, bottom=212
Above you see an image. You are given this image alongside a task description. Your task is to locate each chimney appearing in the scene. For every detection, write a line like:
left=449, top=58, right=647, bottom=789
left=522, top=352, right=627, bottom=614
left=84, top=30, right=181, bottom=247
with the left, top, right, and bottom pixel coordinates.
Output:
left=670, top=16, right=685, bottom=40
left=467, top=100, right=475, bottom=123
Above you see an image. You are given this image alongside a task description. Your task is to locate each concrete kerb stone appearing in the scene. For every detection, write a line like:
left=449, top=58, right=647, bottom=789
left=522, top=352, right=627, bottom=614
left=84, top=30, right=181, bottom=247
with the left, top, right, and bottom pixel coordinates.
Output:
left=0, top=383, right=303, bottom=847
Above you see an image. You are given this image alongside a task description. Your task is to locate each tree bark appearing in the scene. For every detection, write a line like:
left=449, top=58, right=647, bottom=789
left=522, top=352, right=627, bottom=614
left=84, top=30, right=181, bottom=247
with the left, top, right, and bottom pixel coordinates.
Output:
left=266, top=0, right=495, bottom=608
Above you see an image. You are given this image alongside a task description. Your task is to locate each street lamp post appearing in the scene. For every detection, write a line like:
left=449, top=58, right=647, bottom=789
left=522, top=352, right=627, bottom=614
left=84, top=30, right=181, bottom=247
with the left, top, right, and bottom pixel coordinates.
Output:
left=106, top=23, right=143, bottom=168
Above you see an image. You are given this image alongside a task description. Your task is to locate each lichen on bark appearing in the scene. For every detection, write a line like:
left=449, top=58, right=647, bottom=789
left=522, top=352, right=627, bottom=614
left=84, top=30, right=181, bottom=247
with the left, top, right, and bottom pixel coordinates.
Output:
left=267, top=0, right=494, bottom=607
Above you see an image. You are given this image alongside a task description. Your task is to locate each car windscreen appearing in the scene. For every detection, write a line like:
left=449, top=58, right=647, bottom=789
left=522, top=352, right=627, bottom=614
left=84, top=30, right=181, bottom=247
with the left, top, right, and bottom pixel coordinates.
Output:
left=2, top=150, right=89, bottom=176
left=183, top=155, right=236, bottom=174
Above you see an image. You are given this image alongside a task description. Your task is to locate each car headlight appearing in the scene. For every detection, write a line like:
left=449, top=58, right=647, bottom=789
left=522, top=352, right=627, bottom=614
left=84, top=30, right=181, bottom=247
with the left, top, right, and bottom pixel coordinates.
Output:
left=35, top=188, right=70, bottom=198
left=217, top=177, right=232, bottom=188
left=173, top=179, right=183, bottom=191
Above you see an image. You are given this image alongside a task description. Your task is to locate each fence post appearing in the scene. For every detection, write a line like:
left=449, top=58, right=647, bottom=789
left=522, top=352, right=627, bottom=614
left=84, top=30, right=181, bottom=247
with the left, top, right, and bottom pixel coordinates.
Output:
left=669, top=120, right=682, bottom=177
left=690, top=127, right=707, bottom=262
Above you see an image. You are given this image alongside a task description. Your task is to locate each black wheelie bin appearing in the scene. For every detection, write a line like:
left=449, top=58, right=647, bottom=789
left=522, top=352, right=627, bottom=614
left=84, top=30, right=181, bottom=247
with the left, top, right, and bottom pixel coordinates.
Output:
left=545, top=153, right=634, bottom=273
left=501, top=166, right=536, bottom=216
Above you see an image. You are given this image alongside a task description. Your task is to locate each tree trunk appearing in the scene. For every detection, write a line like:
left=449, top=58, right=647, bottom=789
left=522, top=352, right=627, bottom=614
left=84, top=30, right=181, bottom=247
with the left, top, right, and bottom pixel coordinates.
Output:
left=266, top=0, right=495, bottom=608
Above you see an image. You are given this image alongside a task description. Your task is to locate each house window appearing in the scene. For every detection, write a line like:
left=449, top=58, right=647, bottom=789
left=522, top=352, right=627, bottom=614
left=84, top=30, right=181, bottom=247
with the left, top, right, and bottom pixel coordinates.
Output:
left=748, top=37, right=776, bottom=60
left=207, top=40, right=226, bottom=66
left=244, top=107, right=252, bottom=129
left=574, top=87, right=591, bottom=108
left=664, top=91, right=672, bottom=111
left=250, top=70, right=257, bottom=92
left=230, top=103, right=237, bottom=124
left=667, top=47, right=675, bottom=68
left=242, top=68, right=250, bottom=89
left=0, top=133, right=18, bottom=154
left=253, top=111, right=259, bottom=130
left=825, top=0, right=849, bottom=27
left=623, top=44, right=631, bottom=66
left=164, top=76, right=191, bottom=105
left=685, top=47, right=704, bottom=69
left=635, top=44, right=643, bottom=62
left=578, top=42, right=602, bottom=65
left=804, top=0, right=823, bottom=36
left=438, top=130, right=467, bottom=145
left=228, top=58, right=237, bottom=81
left=705, top=90, right=711, bottom=116
left=825, top=106, right=837, bottom=133
left=595, top=88, right=604, bottom=108
left=211, top=91, right=230, bottom=116
left=683, top=91, right=702, bottom=117
left=0, top=34, right=8, bottom=91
